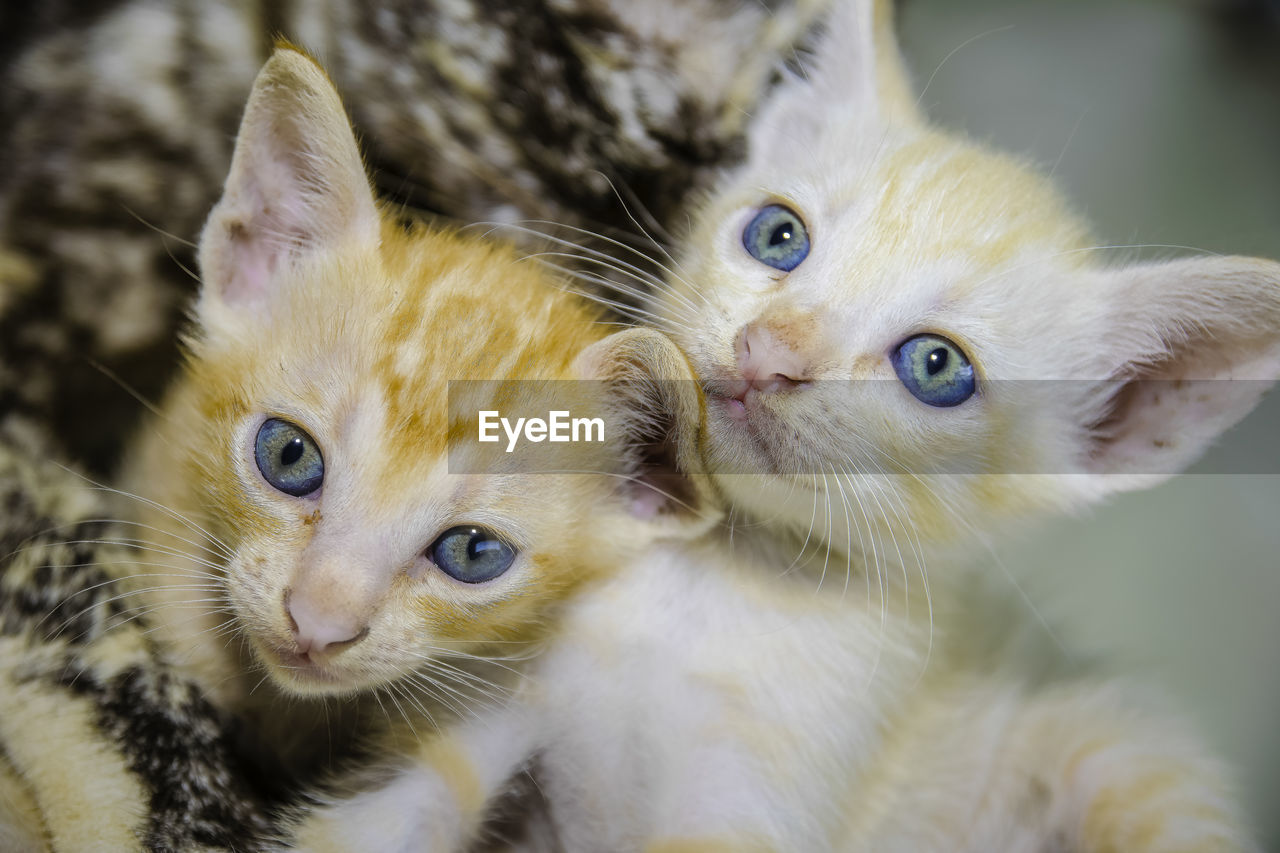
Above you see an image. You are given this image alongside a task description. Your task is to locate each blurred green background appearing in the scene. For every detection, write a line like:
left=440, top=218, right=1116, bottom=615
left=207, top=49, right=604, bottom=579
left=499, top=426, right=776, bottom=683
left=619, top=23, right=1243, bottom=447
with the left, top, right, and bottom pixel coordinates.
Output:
left=897, top=0, right=1280, bottom=843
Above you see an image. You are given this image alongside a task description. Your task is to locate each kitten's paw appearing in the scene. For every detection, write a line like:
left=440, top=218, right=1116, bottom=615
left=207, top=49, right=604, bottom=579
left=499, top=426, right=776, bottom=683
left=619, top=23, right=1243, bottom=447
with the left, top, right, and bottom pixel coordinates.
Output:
left=1017, top=685, right=1258, bottom=853
left=283, top=762, right=481, bottom=853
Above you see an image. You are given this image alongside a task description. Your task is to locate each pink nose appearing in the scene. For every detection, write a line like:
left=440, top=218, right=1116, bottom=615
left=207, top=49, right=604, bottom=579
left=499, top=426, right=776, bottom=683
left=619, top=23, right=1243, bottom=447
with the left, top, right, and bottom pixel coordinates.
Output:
left=285, top=590, right=367, bottom=656
left=736, top=323, right=809, bottom=394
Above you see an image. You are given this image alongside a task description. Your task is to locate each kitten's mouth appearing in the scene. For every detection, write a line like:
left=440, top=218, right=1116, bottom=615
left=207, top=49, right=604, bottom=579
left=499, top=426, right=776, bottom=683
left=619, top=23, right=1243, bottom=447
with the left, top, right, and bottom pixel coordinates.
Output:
left=258, top=642, right=353, bottom=692
left=702, top=379, right=830, bottom=482
left=704, top=379, right=759, bottom=424
left=704, top=374, right=795, bottom=433
left=703, top=383, right=790, bottom=474
left=715, top=393, right=749, bottom=422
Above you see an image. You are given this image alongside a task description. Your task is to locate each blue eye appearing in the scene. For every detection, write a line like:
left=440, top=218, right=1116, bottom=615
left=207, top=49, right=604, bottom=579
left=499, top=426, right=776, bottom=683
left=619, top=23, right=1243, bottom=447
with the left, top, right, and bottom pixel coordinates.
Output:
left=429, top=526, right=517, bottom=584
left=742, top=204, right=810, bottom=272
left=891, top=335, right=976, bottom=408
left=254, top=418, right=324, bottom=496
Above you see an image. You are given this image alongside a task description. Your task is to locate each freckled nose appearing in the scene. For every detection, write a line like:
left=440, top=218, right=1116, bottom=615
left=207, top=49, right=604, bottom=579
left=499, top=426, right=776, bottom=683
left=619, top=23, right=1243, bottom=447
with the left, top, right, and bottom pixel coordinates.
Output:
left=284, top=589, right=368, bottom=656
left=736, top=323, right=810, bottom=394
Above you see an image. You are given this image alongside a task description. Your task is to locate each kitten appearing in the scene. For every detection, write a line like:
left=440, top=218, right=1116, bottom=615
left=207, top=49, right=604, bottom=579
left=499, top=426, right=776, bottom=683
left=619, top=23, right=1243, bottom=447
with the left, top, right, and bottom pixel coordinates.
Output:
left=2, top=3, right=801, bottom=840
left=4, top=40, right=717, bottom=848
left=626, top=0, right=1276, bottom=843
left=0, top=0, right=829, bottom=474
left=650, top=0, right=1280, bottom=552
left=284, top=1, right=1277, bottom=850
left=107, top=44, right=717, bottom=839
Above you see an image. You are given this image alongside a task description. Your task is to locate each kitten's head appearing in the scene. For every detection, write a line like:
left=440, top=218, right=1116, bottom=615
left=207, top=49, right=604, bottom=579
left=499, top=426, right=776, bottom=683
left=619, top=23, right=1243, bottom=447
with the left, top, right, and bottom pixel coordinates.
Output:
left=655, top=0, right=1280, bottom=552
left=158, top=48, right=713, bottom=697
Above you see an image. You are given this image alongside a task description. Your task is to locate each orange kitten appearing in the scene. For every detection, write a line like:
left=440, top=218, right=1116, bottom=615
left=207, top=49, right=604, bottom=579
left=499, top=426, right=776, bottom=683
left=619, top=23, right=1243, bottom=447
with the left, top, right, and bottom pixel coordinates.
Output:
left=119, top=48, right=713, bottom=789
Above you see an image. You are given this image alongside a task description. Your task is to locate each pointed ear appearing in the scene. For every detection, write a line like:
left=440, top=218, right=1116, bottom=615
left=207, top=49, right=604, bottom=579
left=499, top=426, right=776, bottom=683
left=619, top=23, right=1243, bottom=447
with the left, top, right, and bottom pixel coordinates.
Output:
left=1079, top=255, right=1280, bottom=492
left=749, top=0, right=920, bottom=165
left=197, top=46, right=379, bottom=315
left=573, top=329, right=721, bottom=537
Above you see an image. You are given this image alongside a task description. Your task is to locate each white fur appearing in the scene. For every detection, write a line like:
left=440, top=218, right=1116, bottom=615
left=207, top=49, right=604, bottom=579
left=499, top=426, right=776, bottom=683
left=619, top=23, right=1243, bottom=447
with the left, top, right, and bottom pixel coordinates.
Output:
left=290, top=0, right=1272, bottom=850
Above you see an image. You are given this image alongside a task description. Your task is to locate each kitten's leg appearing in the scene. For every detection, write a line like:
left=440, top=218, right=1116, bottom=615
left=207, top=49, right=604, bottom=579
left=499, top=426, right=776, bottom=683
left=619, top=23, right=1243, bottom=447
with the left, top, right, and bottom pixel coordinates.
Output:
left=282, top=700, right=541, bottom=853
left=840, top=680, right=1251, bottom=852
left=974, top=683, right=1254, bottom=853
left=543, top=698, right=820, bottom=852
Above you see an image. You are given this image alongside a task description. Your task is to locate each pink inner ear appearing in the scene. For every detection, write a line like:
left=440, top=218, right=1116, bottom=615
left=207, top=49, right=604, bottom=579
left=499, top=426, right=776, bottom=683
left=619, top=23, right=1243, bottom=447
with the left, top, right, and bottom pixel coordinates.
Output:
left=1091, top=379, right=1219, bottom=474
left=1089, top=341, right=1278, bottom=477
left=222, top=220, right=278, bottom=305
left=207, top=124, right=363, bottom=308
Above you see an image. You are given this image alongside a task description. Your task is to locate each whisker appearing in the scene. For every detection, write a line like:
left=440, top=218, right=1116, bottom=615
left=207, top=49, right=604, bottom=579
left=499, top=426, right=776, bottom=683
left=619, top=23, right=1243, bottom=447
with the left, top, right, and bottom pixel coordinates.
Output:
left=45, top=467, right=236, bottom=561
left=915, top=25, right=1016, bottom=110
left=519, top=214, right=702, bottom=309
left=587, top=170, right=680, bottom=263
left=518, top=251, right=701, bottom=330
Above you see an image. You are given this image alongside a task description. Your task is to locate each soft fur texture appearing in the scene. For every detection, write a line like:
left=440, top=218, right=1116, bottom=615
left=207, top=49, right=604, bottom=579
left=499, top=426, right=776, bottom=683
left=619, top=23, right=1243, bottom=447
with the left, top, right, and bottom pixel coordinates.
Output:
left=0, top=3, right=830, bottom=844
left=651, top=0, right=1280, bottom=546
left=105, top=47, right=715, bottom=849
left=3, top=2, right=1274, bottom=850
left=279, top=1, right=1276, bottom=850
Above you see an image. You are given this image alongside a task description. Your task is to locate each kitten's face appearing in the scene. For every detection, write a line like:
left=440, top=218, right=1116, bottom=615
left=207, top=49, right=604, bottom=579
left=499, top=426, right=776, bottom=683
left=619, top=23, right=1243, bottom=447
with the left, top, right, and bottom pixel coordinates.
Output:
left=184, top=230, right=634, bottom=695
left=663, top=125, right=1098, bottom=548
left=652, top=2, right=1280, bottom=554
left=153, top=49, right=708, bottom=697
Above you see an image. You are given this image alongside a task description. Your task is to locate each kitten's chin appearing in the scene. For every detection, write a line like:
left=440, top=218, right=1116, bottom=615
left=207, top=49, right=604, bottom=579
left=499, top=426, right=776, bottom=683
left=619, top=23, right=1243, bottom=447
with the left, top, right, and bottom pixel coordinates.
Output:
left=255, top=643, right=381, bottom=697
left=705, top=394, right=768, bottom=468
left=704, top=393, right=809, bottom=478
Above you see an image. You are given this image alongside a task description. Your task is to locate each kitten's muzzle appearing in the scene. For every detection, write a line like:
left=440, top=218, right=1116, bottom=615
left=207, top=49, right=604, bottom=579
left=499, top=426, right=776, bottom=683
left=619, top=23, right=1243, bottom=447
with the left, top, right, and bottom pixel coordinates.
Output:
left=736, top=322, right=810, bottom=394
left=284, top=587, right=370, bottom=658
